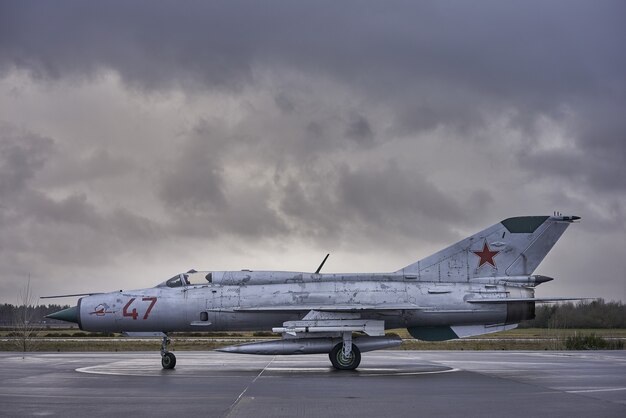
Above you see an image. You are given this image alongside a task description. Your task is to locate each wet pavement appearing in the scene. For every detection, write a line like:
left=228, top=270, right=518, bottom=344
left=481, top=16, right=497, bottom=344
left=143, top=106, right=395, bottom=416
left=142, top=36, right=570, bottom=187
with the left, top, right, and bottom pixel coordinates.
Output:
left=0, top=350, right=624, bottom=417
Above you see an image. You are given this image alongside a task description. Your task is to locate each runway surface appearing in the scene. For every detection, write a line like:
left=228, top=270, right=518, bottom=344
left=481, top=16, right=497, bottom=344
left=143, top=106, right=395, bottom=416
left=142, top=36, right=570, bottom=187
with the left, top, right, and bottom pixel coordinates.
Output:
left=1, top=350, right=624, bottom=417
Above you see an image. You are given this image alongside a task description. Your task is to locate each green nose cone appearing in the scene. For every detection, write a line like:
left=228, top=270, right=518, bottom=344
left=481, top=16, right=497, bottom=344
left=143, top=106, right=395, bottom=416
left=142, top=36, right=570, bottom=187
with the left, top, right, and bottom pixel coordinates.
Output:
left=46, top=306, right=79, bottom=324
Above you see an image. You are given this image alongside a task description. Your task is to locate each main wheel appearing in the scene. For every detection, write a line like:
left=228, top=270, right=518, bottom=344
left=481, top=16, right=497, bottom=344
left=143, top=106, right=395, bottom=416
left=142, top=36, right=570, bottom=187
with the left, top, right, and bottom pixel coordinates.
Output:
left=161, top=352, right=176, bottom=369
left=329, top=343, right=361, bottom=370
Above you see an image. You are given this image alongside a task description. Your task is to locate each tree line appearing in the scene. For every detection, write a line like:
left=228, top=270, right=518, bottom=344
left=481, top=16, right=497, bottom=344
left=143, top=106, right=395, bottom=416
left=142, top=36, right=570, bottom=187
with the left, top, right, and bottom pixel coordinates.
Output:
left=519, top=300, right=626, bottom=329
left=0, top=303, right=71, bottom=326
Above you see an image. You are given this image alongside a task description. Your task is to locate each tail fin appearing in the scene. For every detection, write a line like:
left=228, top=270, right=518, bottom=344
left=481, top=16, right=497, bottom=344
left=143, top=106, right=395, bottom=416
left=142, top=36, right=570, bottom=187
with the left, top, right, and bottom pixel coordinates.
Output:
left=397, top=215, right=579, bottom=281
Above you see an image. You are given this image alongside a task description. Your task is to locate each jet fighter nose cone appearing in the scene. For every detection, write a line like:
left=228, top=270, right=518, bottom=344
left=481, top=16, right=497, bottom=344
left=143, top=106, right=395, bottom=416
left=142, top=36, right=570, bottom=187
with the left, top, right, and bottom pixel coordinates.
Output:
left=46, top=306, right=79, bottom=324
left=215, top=345, right=239, bottom=353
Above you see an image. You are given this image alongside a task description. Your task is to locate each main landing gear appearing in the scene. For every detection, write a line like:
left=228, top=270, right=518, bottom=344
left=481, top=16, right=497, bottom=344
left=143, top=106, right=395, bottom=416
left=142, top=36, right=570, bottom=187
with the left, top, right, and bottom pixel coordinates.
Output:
left=161, top=335, right=176, bottom=369
left=329, top=332, right=361, bottom=370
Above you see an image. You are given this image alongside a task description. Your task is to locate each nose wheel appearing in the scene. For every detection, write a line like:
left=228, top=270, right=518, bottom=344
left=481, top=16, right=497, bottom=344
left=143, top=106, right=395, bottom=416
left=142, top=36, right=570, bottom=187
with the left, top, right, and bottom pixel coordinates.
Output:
left=161, top=335, right=176, bottom=369
left=161, top=352, right=176, bottom=369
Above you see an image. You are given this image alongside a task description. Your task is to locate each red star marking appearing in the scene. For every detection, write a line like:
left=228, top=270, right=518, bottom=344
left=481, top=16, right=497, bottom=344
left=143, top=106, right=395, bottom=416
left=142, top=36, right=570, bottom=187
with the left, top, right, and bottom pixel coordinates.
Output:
left=472, top=241, right=499, bottom=268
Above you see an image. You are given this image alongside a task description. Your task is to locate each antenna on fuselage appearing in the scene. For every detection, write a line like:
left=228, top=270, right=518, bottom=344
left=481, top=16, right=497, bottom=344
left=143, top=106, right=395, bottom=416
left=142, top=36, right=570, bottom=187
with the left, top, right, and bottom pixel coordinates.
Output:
left=314, top=253, right=330, bottom=274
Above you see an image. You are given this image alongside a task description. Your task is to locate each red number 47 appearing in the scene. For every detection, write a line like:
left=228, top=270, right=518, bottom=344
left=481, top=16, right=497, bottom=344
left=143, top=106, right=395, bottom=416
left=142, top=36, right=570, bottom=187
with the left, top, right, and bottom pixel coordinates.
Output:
left=123, top=297, right=158, bottom=320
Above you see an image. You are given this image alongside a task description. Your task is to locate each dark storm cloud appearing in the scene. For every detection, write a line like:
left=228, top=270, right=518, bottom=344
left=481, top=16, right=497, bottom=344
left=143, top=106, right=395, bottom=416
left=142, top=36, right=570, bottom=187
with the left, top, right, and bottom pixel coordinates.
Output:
left=0, top=124, right=53, bottom=197
left=0, top=125, right=162, bottom=270
left=274, top=93, right=295, bottom=114
left=2, top=1, right=624, bottom=186
left=2, top=2, right=624, bottom=103
left=345, top=115, right=374, bottom=146
left=153, top=111, right=469, bottom=245
left=159, top=126, right=228, bottom=215
left=1, top=1, right=625, bottom=301
left=338, top=163, right=463, bottom=225
left=3, top=191, right=162, bottom=271
left=157, top=118, right=289, bottom=238
left=42, top=149, right=134, bottom=186
left=275, top=159, right=479, bottom=246
left=522, top=146, right=626, bottom=192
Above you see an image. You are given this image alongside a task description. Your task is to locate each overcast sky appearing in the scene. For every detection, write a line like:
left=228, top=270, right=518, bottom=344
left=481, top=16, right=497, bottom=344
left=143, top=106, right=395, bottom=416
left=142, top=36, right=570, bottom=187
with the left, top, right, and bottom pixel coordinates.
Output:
left=0, top=1, right=624, bottom=304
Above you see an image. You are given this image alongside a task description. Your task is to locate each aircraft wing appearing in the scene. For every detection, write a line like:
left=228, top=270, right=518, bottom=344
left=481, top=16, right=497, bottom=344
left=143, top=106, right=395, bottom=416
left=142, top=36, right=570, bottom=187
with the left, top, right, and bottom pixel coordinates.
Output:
left=467, top=297, right=593, bottom=303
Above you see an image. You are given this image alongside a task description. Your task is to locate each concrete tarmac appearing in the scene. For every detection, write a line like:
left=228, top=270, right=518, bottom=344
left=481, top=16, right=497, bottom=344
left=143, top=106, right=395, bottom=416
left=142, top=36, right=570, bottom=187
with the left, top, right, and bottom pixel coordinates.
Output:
left=0, top=351, right=624, bottom=417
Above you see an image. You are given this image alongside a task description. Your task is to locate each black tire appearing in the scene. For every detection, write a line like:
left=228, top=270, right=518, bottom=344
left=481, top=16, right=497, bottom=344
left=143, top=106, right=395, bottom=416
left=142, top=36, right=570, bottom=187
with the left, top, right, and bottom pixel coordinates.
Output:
left=161, top=352, right=176, bottom=369
left=329, top=343, right=361, bottom=370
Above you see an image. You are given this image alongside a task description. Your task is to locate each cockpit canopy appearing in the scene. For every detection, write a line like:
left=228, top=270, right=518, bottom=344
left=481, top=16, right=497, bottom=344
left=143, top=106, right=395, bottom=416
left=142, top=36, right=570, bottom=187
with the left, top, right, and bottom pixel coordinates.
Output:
left=156, top=269, right=213, bottom=288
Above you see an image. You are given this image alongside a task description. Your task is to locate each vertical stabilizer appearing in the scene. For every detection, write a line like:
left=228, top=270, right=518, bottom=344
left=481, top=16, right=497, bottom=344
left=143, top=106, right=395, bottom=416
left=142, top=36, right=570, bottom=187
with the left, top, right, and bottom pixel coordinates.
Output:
left=397, top=215, right=579, bottom=281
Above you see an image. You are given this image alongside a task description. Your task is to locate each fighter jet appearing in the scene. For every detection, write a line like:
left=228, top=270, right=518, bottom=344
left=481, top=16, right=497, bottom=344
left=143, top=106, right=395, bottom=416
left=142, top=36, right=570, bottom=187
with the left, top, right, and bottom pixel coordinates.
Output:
left=46, top=215, right=583, bottom=370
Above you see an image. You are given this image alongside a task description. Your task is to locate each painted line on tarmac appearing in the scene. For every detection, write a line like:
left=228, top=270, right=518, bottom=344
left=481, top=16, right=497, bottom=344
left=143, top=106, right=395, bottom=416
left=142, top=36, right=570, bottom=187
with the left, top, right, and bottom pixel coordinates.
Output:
left=564, top=387, right=626, bottom=394
left=225, top=356, right=276, bottom=416
left=76, top=363, right=459, bottom=377
left=261, top=367, right=461, bottom=377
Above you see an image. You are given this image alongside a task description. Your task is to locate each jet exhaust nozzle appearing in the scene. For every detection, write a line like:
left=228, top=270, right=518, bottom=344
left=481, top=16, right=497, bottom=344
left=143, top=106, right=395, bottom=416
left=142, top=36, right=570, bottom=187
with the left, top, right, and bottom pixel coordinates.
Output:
left=45, top=306, right=80, bottom=324
left=217, top=335, right=403, bottom=355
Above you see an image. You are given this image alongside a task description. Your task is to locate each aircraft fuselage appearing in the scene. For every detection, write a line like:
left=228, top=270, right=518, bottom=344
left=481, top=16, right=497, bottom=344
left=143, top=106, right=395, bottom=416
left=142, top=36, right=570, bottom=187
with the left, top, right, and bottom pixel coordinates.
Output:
left=78, top=272, right=533, bottom=334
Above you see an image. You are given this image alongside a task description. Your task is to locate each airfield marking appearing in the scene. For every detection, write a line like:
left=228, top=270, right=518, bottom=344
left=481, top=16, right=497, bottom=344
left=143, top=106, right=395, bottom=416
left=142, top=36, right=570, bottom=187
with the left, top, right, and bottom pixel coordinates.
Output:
left=563, top=387, right=626, bottom=394
left=224, top=355, right=276, bottom=417
left=75, top=365, right=460, bottom=377
left=75, top=355, right=459, bottom=378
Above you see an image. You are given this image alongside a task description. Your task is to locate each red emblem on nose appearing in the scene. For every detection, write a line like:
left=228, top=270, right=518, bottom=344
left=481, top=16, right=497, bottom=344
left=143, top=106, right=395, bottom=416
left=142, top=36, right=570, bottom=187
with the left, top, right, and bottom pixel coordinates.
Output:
left=89, top=303, right=113, bottom=316
left=472, top=241, right=499, bottom=268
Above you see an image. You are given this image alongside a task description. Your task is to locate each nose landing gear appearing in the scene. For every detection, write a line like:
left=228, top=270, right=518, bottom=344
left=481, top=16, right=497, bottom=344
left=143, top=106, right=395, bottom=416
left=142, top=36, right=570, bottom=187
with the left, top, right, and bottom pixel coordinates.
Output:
left=161, top=335, right=176, bottom=369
